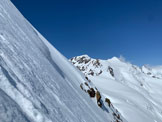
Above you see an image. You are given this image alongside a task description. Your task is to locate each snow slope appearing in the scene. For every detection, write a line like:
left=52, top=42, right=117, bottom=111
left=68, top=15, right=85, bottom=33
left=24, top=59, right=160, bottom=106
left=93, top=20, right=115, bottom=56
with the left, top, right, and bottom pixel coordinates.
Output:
left=70, top=55, right=162, bottom=122
left=0, top=0, right=115, bottom=122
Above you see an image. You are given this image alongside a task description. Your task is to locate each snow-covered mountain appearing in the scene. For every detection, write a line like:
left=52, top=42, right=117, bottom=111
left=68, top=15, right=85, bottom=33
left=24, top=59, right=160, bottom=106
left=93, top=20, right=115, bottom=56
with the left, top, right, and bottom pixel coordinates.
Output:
left=0, top=0, right=126, bottom=122
left=70, top=55, right=162, bottom=122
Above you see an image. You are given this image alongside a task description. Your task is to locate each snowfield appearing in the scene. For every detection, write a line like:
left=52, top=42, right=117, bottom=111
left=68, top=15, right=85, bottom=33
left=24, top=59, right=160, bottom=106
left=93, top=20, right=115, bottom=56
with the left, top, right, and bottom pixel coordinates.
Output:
left=0, top=0, right=121, bottom=122
left=71, top=55, right=162, bottom=122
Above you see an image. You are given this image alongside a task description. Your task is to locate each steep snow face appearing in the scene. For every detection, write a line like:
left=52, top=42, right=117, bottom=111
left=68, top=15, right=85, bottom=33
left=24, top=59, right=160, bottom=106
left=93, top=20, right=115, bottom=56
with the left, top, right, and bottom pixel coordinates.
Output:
left=70, top=55, right=162, bottom=122
left=0, top=1, right=112, bottom=122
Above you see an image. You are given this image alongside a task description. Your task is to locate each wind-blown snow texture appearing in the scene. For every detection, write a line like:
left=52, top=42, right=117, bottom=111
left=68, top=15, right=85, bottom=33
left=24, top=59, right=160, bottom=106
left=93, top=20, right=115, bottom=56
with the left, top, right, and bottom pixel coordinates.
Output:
left=0, top=0, right=112, bottom=122
left=71, top=55, right=162, bottom=122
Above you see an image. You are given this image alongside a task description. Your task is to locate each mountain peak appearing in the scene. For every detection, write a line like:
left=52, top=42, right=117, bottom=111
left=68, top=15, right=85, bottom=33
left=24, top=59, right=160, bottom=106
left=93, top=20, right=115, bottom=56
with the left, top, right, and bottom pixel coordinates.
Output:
left=77, top=54, right=91, bottom=59
left=108, top=56, right=120, bottom=62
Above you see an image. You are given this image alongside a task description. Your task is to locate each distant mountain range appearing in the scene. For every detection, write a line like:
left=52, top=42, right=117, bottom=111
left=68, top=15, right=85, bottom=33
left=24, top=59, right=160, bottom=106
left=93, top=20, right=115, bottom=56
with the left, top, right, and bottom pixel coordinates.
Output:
left=70, top=55, right=162, bottom=122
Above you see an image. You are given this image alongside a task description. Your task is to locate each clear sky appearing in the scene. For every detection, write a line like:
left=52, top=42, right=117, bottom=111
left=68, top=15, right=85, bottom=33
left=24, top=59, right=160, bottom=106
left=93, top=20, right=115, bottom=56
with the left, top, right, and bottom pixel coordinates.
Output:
left=11, top=0, right=162, bottom=66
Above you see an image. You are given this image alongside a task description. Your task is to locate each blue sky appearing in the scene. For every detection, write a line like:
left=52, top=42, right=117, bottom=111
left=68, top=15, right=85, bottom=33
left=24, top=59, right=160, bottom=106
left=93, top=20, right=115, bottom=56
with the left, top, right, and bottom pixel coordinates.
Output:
left=11, top=0, right=162, bottom=66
